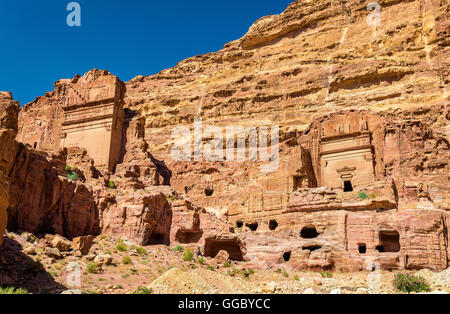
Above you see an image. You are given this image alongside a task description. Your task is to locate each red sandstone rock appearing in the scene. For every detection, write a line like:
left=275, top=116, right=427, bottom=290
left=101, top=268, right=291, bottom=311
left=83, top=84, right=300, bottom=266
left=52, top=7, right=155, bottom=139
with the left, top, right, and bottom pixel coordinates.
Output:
left=51, top=235, right=72, bottom=252
left=72, top=235, right=94, bottom=255
left=3, top=0, right=449, bottom=272
left=214, top=250, right=230, bottom=264
left=99, top=189, right=172, bottom=246
left=6, top=148, right=100, bottom=239
left=0, top=92, right=19, bottom=246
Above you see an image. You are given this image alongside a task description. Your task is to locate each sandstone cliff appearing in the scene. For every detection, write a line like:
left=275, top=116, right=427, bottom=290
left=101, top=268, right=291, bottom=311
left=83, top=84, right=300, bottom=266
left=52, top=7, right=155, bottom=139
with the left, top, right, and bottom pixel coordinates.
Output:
left=7, top=0, right=450, bottom=271
left=0, top=92, right=20, bottom=246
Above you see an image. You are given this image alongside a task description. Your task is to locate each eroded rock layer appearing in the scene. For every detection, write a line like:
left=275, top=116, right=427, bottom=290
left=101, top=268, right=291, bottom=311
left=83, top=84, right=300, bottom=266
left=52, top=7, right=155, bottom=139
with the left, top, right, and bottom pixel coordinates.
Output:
left=4, top=0, right=450, bottom=271
left=0, top=92, right=19, bottom=246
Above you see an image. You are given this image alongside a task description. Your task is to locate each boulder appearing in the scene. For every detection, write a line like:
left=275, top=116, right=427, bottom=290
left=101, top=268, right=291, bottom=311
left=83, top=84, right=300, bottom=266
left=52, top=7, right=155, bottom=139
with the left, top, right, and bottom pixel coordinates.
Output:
left=45, top=247, right=62, bottom=259
left=214, top=250, right=230, bottom=264
left=72, top=235, right=94, bottom=255
left=94, top=254, right=113, bottom=266
left=23, top=246, right=36, bottom=256
left=52, top=235, right=72, bottom=252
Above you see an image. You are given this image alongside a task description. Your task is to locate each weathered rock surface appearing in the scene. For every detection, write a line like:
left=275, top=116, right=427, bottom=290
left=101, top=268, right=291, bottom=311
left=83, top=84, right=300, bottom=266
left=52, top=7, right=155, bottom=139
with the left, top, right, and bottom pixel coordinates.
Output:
left=99, top=189, right=172, bottom=246
left=72, top=235, right=94, bottom=255
left=0, top=92, right=19, bottom=246
left=51, top=235, right=72, bottom=252
left=6, top=147, right=100, bottom=239
left=3, top=0, right=450, bottom=271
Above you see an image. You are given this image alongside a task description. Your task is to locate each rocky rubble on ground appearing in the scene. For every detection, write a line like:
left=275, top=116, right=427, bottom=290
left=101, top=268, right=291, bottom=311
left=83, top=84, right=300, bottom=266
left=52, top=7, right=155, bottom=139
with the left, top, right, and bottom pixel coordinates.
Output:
left=0, top=231, right=448, bottom=294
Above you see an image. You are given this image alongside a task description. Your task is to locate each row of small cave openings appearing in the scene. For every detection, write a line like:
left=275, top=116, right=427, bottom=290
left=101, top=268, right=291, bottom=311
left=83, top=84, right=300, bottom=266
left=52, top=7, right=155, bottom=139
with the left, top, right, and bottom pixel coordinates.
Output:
left=235, top=219, right=320, bottom=237
left=281, top=230, right=401, bottom=264
left=149, top=226, right=400, bottom=263
left=235, top=220, right=401, bottom=257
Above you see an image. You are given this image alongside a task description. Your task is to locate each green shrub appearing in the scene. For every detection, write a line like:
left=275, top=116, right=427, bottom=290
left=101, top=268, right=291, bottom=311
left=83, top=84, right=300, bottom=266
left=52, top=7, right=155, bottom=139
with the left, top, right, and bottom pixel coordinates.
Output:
left=207, top=266, right=215, bottom=271
left=223, top=262, right=231, bottom=268
left=66, top=171, right=78, bottom=182
left=135, top=246, right=147, bottom=255
left=65, top=165, right=78, bottom=182
left=116, top=242, right=128, bottom=252
left=122, top=256, right=132, bottom=265
left=87, top=263, right=99, bottom=274
left=0, top=287, right=29, bottom=294
left=242, top=269, right=255, bottom=278
left=173, top=245, right=183, bottom=252
left=294, top=275, right=300, bottom=281
left=183, top=248, right=194, bottom=262
left=393, top=273, right=431, bottom=293
left=108, top=181, right=117, bottom=189
left=169, top=195, right=178, bottom=201
left=197, top=256, right=206, bottom=265
left=320, top=271, right=333, bottom=278
left=357, top=192, right=369, bottom=200
left=370, top=193, right=376, bottom=199
left=49, top=270, right=58, bottom=278
left=282, top=271, right=289, bottom=278
left=134, top=286, right=153, bottom=294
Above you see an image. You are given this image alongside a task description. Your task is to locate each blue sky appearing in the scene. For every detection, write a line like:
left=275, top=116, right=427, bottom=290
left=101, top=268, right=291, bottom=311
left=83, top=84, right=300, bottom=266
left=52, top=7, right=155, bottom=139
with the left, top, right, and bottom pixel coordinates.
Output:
left=0, top=0, right=292, bottom=106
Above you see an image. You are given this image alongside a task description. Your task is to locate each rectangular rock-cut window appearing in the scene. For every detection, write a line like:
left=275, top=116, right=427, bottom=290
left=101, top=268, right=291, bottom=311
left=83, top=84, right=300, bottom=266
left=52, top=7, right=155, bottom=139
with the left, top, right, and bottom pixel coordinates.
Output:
left=344, top=180, right=353, bottom=192
left=358, top=243, right=367, bottom=254
left=378, top=231, right=400, bottom=253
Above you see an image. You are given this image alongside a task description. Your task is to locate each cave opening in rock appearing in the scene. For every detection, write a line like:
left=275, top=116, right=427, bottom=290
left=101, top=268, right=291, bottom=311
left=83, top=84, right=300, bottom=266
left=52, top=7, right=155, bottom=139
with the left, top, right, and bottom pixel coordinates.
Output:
left=236, top=221, right=243, bottom=228
left=301, top=225, right=319, bottom=239
left=33, top=142, right=37, bottom=149
left=283, top=251, right=291, bottom=262
left=246, top=222, right=258, bottom=231
left=302, top=245, right=321, bottom=252
left=204, top=238, right=244, bottom=261
left=378, top=230, right=400, bottom=252
left=358, top=244, right=367, bottom=254
left=293, top=175, right=303, bottom=191
left=205, top=187, right=214, bottom=197
left=344, top=180, right=353, bottom=192
left=147, top=232, right=169, bottom=245
left=269, top=220, right=278, bottom=231
left=175, top=230, right=203, bottom=244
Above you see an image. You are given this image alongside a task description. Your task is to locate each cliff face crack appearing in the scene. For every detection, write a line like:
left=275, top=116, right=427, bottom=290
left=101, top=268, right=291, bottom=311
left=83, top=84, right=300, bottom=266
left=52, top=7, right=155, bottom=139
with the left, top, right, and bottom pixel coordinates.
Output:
left=441, top=214, right=449, bottom=268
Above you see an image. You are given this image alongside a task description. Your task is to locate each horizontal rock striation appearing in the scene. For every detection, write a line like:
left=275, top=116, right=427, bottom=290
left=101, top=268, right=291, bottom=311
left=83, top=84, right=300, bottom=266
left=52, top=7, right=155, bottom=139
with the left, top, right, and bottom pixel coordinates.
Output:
left=0, top=92, right=20, bottom=246
left=5, top=0, right=450, bottom=270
